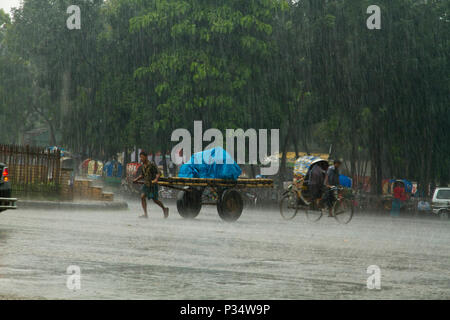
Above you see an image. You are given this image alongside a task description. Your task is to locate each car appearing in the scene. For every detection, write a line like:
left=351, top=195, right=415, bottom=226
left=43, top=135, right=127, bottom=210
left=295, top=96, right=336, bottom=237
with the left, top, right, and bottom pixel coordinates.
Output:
left=0, top=163, right=17, bottom=212
left=431, top=187, right=450, bottom=219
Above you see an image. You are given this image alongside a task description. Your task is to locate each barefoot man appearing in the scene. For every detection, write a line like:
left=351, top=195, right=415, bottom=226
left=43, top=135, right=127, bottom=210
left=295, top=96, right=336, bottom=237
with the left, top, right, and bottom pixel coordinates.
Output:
left=133, top=151, right=169, bottom=219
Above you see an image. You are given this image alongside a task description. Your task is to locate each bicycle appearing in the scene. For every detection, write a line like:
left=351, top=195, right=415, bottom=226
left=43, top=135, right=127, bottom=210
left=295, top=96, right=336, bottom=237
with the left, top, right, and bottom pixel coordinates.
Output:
left=280, top=185, right=354, bottom=224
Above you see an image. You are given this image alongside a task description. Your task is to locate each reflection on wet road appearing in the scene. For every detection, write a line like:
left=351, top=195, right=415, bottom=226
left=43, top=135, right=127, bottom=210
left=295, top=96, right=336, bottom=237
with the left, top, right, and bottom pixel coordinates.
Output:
left=1, top=202, right=449, bottom=299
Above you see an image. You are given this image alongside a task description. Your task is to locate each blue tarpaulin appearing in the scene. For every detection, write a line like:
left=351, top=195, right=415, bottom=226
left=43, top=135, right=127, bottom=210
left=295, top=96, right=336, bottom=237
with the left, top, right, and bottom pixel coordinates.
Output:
left=339, top=174, right=353, bottom=188
left=104, top=161, right=123, bottom=178
left=178, top=147, right=242, bottom=180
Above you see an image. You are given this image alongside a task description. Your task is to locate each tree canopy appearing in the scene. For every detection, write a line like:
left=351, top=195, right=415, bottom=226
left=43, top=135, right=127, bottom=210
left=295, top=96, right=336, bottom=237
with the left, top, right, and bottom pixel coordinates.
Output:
left=0, top=0, right=448, bottom=194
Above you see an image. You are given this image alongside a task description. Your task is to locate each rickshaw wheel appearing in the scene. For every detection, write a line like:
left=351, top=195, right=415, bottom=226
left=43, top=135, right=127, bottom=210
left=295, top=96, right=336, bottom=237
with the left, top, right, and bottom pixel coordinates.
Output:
left=333, top=198, right=354, bottom=224
left=217, top=189, right=243, bottom=222
left=305, top=200, right=324, bottom=222
left=279, top=191, right=298, bottom=220
left=305, top=206, right=324, bottom=222
left=176, top=187, right=202, bottom=219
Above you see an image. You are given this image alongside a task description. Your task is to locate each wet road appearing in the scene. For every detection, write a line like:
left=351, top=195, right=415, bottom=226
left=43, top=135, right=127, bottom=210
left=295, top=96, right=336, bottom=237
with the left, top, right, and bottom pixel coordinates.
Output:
left=0, top=201, right=449, bottom=299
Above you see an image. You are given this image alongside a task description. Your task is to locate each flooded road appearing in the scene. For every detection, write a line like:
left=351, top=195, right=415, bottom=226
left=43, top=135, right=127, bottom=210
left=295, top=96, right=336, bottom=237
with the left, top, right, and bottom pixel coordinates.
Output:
left=0, top=202, right=449, bottom=299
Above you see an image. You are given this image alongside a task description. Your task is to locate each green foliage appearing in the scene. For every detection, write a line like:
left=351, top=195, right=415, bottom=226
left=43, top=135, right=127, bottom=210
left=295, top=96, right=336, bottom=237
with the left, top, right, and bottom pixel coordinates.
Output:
left=0, top=0, right=448, bottom=192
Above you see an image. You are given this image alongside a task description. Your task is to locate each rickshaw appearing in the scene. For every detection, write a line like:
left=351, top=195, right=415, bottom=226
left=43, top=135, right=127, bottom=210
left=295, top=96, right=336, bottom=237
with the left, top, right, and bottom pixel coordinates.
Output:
left=279, top=156, right=354, bottom=224
left=381, top=179, right=415, bottom=212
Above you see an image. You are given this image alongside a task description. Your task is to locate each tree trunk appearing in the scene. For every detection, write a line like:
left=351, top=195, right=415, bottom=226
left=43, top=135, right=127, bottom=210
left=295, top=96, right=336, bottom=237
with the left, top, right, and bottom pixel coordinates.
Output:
left=293, top=129, right=299, bottom=158
left=48, top=120, right=57, bottom=146
left=350, top=135, right=357, bottom=180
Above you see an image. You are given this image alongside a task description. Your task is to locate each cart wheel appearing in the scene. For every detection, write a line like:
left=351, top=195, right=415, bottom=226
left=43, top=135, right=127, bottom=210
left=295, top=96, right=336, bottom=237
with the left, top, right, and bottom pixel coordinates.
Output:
left=177, top=187, right=202, bottom=219
left=217, top=189, right=244, bottom=222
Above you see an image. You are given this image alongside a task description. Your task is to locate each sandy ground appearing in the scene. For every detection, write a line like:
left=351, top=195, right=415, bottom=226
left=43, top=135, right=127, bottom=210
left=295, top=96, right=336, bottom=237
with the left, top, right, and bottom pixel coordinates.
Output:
left=0, top=200, right=449, bottom=300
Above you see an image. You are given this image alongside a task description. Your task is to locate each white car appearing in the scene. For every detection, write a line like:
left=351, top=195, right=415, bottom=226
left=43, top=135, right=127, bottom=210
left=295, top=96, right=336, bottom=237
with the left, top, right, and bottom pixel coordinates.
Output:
left=431, top=187, right=450, bottom=219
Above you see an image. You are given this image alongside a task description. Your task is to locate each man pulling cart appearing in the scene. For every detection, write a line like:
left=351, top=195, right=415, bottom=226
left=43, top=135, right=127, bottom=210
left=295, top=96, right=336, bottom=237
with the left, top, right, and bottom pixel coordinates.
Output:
left=134, top=147, right=273, bottom=222
left=133, top=151, right=169, bottom=219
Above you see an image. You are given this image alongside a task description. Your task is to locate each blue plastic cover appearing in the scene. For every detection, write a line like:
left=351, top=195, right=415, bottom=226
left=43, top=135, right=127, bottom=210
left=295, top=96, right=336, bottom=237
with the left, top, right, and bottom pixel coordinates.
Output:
left=339, top=174, right=353, bottom=188
left=178, top=147, right=242, bottom=180
left=104, top=161, right=123, bottom=178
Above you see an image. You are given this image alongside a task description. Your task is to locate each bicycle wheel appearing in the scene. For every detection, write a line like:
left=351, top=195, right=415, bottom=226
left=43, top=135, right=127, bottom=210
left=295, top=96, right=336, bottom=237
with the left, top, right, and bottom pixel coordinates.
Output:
left=333, top=198, right=354, bottom=224
left=280, top=192, right=298, bottom=220
left=305, top=205, right=323, bottom=222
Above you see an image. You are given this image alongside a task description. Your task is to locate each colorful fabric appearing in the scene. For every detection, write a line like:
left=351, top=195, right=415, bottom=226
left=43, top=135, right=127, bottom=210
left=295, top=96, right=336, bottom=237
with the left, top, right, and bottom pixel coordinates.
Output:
left=87, top=160, right=96, bottom=175
left=96, top=162, right=103, bottom=175
left=126, top=163, right=141, bottom=179
left=294, top=156, right=324, bottom=177
left=389, top=179, right=413, bottom=193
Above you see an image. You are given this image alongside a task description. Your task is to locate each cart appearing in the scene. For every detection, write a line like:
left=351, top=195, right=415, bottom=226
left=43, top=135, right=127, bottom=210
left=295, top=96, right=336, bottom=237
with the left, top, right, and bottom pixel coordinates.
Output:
left=141, top=177, right=273, bottom=222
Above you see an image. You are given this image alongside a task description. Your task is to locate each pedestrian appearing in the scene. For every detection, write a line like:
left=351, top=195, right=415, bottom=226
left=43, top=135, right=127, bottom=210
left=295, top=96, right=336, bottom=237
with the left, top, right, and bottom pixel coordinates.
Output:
left=391, top=182, right=405, bottom=217
left=133, top=151, right=169, bottom=219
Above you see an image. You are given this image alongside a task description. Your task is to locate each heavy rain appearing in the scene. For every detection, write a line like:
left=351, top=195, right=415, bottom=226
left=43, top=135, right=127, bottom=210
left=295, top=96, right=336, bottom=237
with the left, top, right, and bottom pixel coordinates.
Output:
left=0, top=0, right=449, bottom=301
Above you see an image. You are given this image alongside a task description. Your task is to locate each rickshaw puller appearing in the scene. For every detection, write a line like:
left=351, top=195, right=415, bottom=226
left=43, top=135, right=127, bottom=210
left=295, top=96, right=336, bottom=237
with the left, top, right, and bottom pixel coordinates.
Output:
left=324, top=159, right=342, bottom=216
